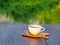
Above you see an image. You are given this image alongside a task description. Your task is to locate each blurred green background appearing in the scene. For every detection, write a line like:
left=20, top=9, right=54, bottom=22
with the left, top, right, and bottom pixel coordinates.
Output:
left=0, top=0, right=60, bottom=24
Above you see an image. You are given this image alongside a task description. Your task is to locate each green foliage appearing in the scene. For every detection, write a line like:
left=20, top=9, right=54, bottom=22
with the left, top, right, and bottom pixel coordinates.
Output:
left=0, top=0, right=60, bottom=24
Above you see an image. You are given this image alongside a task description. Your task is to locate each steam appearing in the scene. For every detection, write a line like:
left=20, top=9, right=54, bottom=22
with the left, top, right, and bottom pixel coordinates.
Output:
left=34, top=20, right=40, bottom=25
left=29, top=20, right=40, bottom=25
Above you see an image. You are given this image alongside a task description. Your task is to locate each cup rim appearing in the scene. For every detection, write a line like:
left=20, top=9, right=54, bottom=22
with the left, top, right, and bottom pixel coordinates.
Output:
left=28, top=25, right=42, bottom=28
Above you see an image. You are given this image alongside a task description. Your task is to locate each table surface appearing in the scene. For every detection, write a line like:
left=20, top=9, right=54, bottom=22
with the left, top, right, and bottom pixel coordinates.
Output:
left=0, top=24, right=60, bottom=45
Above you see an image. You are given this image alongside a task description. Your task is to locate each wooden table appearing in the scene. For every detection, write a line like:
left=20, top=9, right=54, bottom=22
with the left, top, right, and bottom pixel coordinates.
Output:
left=21, top=32, right=49, bottom=45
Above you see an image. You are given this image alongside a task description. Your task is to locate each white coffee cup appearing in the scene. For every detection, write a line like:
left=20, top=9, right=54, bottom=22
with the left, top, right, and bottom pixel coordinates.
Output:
left=28, top=25, right=45, bottom=35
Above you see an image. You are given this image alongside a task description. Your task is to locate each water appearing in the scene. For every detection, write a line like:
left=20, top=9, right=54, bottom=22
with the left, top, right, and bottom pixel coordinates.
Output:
left=0, top=24, right=60, bottom=45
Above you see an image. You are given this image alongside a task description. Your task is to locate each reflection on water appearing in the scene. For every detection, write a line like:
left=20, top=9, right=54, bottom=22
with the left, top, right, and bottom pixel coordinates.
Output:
left=0, top=24, right=60, bottom=45
left=29, top=38, right=41, bottom=45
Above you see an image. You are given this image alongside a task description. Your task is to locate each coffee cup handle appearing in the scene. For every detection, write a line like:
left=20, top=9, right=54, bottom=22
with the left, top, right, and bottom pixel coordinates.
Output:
left=41, top=27, right=45, bottom=32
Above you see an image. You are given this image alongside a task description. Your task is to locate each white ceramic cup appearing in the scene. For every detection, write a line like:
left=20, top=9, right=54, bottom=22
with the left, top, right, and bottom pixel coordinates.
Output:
left=28, top=25, right=45, bottom=35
